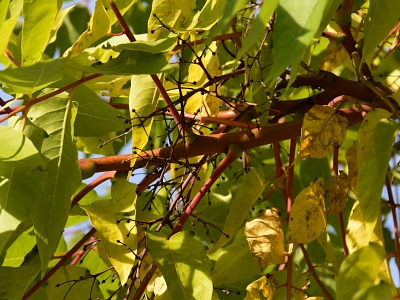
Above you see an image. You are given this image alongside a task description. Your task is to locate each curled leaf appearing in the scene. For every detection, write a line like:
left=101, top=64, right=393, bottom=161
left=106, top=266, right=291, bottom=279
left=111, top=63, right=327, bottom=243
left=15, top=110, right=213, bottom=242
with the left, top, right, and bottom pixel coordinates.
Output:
left=297, top=105, right=348, bottom=159
left=327, top=171, right=350, bottom=214
left=244, top=276, right=274, bottom=300
left=244, top=208, right=285, bottom=270
left=287, top=178, right=327, bottom=251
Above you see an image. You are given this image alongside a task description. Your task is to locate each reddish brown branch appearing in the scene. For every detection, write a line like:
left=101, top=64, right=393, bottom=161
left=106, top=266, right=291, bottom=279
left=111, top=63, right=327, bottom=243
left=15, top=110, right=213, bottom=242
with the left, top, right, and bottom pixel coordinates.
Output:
left=0, top=74, right=102, bottom=123
left=300, top=244, right=334, bottom=300
left=79, top=102, right=384, bottom=178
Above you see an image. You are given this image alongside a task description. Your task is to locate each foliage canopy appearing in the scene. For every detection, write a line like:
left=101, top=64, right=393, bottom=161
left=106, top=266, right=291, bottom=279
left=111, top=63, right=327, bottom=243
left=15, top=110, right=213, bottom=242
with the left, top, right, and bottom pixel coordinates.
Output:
left=1, top=0, right=400, bottom=299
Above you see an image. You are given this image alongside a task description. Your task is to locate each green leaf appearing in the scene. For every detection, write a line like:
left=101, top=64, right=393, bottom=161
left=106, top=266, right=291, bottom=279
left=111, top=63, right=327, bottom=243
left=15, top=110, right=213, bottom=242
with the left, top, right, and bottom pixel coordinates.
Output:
left=0, top=58, right=66, bottom=94
left=352, top=281, right=394, bottom=300
left=210, top=168, right=265, bottom=253
left=238, top=0, right=280, bottom=58
left=46, top=265, right=103, bottom=300
left=48, top=5, right=74, bottom=44
left=0, top=125, right=47, bottom=172
left=107, top=37, right=177, bottom=54
left=80, top=178, right=137, bottom=285
left=211, top=229, right=261, bottom=287
left=336, top=243, right=387, bottom=299
left=2, top=229, right=36, bottom=267
left=0, top=264, right=40, bottom=300
left=28, top=93, right=81, bottom=275
left=358, top=119, right=399, bottom=240
left=21, top=0, right=62, bottom=65
left=146, top=230, right=213, bottom=300
left=266, top=0, right=327, bottom=87
left=52, top=75, right=128, bottom=136
left=362, top=0, right=400, bottom=65
left=0, top=161, right=47, bottom=255
left=92, top=50, right=173, bottom=75
left=129, top=74, right=159, bottom=175
left=0, top=0, right=23, bottom=56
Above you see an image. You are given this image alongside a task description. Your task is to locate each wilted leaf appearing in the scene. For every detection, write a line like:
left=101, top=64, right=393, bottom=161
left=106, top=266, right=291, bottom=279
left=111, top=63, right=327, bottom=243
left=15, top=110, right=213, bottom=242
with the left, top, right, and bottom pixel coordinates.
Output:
left=297, top=105, right=348, bottom=159
left=287, top=178, right=326, bottom=251
left=319, top=41, right=348, bottom=71
left=244, top=276, right=274, bottom=300
left=244, top=208, right=285, bottom=270
left=327, top=171, right=349, bottom=214
left=345, top=144, right=358, bottom=194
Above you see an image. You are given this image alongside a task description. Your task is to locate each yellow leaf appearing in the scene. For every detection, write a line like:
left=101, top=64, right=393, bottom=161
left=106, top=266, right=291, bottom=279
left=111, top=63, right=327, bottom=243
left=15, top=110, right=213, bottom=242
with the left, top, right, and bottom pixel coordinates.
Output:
left=244, top=276, right=274, bottom=300
left=345, top=145, right=358, bottom=194
left=346, top=201, right=385, bottom=254
left=319, top=41, right=348, bottom=72
left=244, top=208, right=285, bottom=270
left=327, top=171, right=349, bottom=214
left=357, top=108, right=391, bottom=171
left=66, top=0, right=111, bottom=58
left=153, top=276, right=171, bottom=300
left=80, top=179, right=137, bottom=285
left=297, top=105, right=348, bottom=159
left=287, top=178, right=326, bottom=250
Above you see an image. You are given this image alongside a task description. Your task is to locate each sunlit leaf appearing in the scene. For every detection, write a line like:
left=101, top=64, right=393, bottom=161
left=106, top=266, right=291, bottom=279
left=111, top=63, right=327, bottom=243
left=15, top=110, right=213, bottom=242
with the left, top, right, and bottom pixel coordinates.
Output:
left=244, top=208, right=285, bottom=270
left=146, top=230, right=213, bottom=300
left=129, top=75, right=159, bottom=175
left=0, top=0, right=23, bottom=56
left=358, top=119, right=398, bottom=240
left=28, top=93, right=81, bottom=275
left=107, top=37, right=177, bottom=54
left=0, top=58, right=66, bottom=94
left=287, top=178, right=326, bottom=251
left=297, top=105, right=348, bottom=160
left=21, top=0, right=62, bottom=65
left=362, top=0, right=400, bottom=65
left=244, top=276, right=274, bottom=300
left=81, top=178, right=137, bottom=285
left=336, top=243, right=392, bottom=299
left=266, top=0, right=328, bottom=87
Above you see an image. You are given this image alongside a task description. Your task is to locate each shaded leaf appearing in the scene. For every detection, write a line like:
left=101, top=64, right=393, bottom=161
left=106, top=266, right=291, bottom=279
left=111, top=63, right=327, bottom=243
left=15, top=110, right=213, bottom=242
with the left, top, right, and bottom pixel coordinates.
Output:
left=92, top=49, right=173, bottom=75
left=316, top=231, right=339, bottom=274
left=287, top=178, right=326, bottom=250
left=108, top=37, right=177, bottom=54
left=345, top=144, right=358, bottom=194
left=211, top=228, right=261, bottom=287
left=0, top=264, right=40, bottom=300
left=297, top=105, right=348, bottom=159
left=81, top=178, right=137, bottom=285
left=146, top=230, right=213, bottom=300
left=244, top=208, right=285, bottom=269
left=327, top=171, right=349, bottom=214
left=210, top=168, right=265, bottom=253
left=319, top=41, right=348, bottom=72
